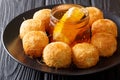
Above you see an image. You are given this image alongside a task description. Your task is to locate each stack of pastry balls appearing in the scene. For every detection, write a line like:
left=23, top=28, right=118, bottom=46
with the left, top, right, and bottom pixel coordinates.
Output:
left=19, top=6, right=117, bottom=69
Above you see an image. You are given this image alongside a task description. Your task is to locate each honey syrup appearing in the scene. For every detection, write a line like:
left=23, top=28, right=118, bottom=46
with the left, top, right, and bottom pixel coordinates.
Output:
left=49, top=4, right=90, bottom=46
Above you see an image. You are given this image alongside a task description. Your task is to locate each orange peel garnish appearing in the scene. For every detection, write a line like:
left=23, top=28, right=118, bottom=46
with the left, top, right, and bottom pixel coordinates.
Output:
left=53, top=7, right=85, bottom=44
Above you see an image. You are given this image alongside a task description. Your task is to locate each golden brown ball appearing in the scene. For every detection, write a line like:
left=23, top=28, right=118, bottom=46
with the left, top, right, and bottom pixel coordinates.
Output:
left=22, top=31, right=49, bottom=58
left=86, top=7, right=104, bottom=26
left=33, top=9, right=51, bottom=31
left=92, top=19, right=118, bottom=37
left=19, top=19, right=45, bottom=39
left=72, top=43, right=99, bottom=68
left=43, top=42, right=72, bottom=68
left=91, top=32, right=117, bottom=57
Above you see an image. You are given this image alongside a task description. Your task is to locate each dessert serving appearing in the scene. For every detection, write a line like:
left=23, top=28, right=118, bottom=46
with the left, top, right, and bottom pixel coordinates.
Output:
left=43, top=42, right=72, bottom=68
left=22, top=31, right=49, bottom=58
left=19, top=4, right=118, bottom=69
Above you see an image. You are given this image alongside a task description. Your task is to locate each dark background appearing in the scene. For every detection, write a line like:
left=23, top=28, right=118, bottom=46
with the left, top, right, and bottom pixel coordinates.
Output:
left=0, top=0, right=120, bottom=80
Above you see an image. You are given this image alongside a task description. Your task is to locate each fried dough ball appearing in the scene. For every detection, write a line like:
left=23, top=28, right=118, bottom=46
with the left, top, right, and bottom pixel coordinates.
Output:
left=92, top=19, right=118, bottom=37
left=20, top=19, right=45, bottom=39
left=33, top=9, right=51, bottom=31
left=91, top=33, right=117, bottom=57
left=86, top=7, right=104, bottom=26
left=72, top=43, right=99, bottom=68
left=22, top=31, right=49, bottom=58
left=43, top=42, right=72, bottom=68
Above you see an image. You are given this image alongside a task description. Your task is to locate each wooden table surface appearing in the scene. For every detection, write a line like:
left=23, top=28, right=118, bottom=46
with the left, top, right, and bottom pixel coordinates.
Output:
left=0, top=0, right=120, bottom=80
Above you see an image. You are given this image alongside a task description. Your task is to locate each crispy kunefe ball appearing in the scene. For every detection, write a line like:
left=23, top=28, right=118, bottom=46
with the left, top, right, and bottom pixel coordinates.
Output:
left=33, top=9, right=51, bottom=31
left=43, top=42, right=72, bottom=68
left=92, top=19, right=118, bottom=37
left=91, top=32, right=117, bottom=57
left=22, top=31, right=49, bottom=58
left=20, top=19, right=45, bottom=39
left=86, top=7, right=104, bottom=26
left=72, top=43, right=99, bottom=68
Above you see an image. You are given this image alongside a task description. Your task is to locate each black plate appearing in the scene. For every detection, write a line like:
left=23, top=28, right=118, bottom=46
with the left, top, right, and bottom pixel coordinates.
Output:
left=2, top=5, right=120, bottom=76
